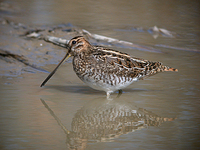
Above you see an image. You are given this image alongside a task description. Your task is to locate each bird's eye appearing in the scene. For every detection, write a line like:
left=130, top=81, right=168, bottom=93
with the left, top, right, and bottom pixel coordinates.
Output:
left=72, top=40, right=76, bottom=45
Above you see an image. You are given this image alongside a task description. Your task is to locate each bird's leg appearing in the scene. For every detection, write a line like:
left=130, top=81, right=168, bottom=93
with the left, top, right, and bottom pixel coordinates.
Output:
left=117, top=89, right=123, bottom=98
left=106, top=91, right=113, bottom=100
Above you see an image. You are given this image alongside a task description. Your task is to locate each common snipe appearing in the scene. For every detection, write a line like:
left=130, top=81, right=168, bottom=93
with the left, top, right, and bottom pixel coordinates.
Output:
left=41, top=36, right=178, bottom=99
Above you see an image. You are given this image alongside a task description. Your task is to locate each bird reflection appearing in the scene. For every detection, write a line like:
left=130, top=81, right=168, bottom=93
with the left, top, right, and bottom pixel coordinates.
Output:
left=41, top=98, right=176, bottom=150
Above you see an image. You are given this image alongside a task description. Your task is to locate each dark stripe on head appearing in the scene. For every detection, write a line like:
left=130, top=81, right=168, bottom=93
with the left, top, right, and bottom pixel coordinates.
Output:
left=71, top=36, right=83, bottom=40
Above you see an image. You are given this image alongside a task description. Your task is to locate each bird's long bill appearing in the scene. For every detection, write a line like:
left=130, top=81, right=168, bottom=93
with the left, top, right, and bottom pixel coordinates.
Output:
left=40, top=52, right=71, bottom=87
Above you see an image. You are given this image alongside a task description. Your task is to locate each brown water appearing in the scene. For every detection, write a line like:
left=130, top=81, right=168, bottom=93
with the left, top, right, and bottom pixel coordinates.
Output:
left=0, top=0, right=200, bottom=149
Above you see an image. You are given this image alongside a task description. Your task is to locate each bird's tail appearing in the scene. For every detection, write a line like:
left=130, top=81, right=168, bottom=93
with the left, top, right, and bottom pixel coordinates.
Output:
left=148, top=61, right=178, bottom=73
left=161, top=65, right=178, bottom=72
left=138, top=62, right=178, bottom=80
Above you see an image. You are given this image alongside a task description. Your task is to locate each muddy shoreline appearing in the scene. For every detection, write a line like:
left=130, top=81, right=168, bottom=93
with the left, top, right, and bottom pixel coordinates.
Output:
left=0, top=2, right=199, bottom=77
left=0, top=1, right=200, bottom=150
left=0, top=17, right=188, bottom=77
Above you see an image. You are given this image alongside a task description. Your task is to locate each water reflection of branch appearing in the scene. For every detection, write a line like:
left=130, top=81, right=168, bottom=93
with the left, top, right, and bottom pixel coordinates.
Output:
left=40, top=98, right=176, bottom=150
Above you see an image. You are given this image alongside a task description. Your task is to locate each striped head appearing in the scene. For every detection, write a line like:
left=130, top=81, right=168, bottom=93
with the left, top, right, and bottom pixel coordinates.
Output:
left=40, top=36, right=91, bottom=87
left=68, top=36, right=92, bottom=56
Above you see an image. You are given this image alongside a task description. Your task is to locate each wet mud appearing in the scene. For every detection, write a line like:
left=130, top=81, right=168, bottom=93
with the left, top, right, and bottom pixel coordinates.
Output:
left=0, top=1, right=200, bottom=150
left=1, top=17, right=198, bottom=76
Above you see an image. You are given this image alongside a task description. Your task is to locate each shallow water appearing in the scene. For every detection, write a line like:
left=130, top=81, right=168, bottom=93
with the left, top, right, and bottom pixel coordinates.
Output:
left=0, top=0, right=200, bottom=149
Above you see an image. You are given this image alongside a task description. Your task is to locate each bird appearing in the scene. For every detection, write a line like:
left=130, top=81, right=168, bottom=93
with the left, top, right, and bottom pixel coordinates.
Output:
left=40, top=36, right=178, bottom=99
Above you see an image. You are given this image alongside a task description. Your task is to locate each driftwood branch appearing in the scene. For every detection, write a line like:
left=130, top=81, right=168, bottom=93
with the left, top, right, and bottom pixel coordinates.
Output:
left=44, top=36, right=69, bottom=48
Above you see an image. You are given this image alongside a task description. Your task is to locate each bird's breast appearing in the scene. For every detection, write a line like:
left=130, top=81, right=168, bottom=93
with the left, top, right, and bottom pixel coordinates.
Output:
left=72, top=55, right=137, bottom=92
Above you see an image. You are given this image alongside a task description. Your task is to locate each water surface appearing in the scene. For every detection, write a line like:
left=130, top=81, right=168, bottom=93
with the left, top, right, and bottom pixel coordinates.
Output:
left=0, top=0, right=200, bottom=149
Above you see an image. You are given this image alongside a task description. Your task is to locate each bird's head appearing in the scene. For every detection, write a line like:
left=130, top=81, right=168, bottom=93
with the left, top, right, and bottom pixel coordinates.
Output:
left=67, top=36, right=92, bottom=56
left=40, top=36, right=92, bottom=87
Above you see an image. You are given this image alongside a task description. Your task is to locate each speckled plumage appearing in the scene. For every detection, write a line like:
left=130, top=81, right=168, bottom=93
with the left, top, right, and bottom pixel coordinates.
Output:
left=41, top=36, right=178, bottom=99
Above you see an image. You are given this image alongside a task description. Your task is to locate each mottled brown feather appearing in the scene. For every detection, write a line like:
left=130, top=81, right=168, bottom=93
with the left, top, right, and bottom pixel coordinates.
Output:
left=72, top=39, right=178, bottom=83
left=41, top=36, right=178, bottom=98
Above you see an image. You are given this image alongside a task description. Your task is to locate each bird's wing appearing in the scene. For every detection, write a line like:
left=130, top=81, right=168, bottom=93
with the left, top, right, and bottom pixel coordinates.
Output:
left=91, top=47, right=154, bottom=79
